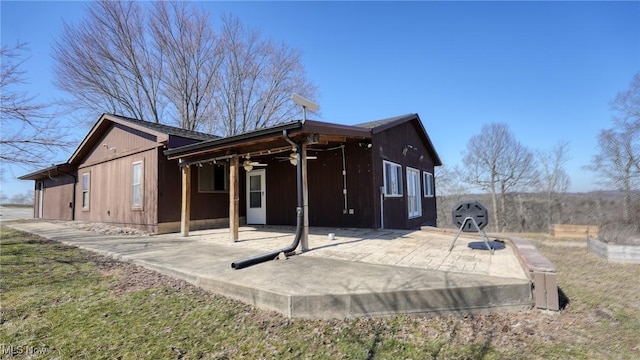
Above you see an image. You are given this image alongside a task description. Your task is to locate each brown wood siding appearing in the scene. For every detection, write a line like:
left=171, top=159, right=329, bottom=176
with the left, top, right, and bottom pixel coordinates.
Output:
left=81, top=123, right=158, bottom=167
left=35, top=176, right=75, bottom=220
left=263, top=143, right=375, bottom=228
left=308, top=143, right=375, bottom=228
left=265, top=157, right=297, bottom=225
left=190, top=164, right=232, bottom=221
left=372, top=120, right=438, bottom=229
left=157, top=152, right=181, bottom=223
left=168, top=135, right=209, bottom=149
left=159, top=155, right=247, bottom=225
left=75, top=148, right=158, bottom=232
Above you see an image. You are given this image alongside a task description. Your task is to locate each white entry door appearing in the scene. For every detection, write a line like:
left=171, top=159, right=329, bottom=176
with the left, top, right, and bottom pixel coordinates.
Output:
left=246, top=169, right=266, bottom=224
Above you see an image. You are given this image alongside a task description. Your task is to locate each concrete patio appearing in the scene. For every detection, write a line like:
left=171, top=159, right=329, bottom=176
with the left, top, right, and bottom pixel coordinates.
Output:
left=6, top=221, right=535, bottom=319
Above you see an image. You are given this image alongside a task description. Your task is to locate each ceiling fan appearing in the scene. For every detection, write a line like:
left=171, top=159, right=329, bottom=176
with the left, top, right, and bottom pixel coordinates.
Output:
left=243, top=155, right=267, bottom=171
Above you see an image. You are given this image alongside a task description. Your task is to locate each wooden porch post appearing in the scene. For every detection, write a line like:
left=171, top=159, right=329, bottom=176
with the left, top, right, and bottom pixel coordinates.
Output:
left=180, top=164, right=191, bottom=237
left=301, top=144, right=309, bottom=251
left=229, top=156, right=239, bottom=242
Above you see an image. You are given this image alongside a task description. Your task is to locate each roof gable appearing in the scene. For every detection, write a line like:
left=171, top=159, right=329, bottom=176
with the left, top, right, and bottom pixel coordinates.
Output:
left=68, top=113, right=217, bottom=165
left=356, top=114, right=442, bottom=166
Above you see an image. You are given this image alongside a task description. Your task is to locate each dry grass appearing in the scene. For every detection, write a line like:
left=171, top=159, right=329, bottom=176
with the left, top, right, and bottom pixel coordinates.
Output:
left=2, top=226, right=640, bottom=359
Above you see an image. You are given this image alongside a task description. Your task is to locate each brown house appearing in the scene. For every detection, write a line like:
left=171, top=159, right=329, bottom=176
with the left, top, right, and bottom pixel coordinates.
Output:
left=19, top=113, right=218, bottom=233
left=21, top=113, right=442, bottom=234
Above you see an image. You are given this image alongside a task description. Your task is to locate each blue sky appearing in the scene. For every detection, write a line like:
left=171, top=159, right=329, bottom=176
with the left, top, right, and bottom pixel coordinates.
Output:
left=1, top=1, right=639, bottom=198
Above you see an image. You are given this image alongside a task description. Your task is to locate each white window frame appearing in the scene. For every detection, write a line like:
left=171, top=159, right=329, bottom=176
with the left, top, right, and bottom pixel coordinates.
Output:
left=383, top=160, right=403, bottom=197
left=407, top=167, right=422, bottom=218
left=198, top=162, right=229, bottom=193
left=132, top=161, right=143, bottom=209
left=423, top=171, right=434, bottom=197
left=81, top=172, right=90, bottom=210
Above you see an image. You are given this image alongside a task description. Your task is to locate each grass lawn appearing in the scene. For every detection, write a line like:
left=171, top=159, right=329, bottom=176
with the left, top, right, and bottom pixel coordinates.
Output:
left=1, top=226, right=639, bottom=359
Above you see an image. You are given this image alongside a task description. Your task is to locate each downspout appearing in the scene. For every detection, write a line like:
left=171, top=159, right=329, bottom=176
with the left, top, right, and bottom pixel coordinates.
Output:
left=57, top=166, right=77, bottom=221
left=341, top=145, right=348, bottom=214
left=231, top=129, right=304, bottom=269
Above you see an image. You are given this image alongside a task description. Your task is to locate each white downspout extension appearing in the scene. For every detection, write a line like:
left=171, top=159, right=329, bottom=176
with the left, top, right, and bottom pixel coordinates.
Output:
left=379, top=186, right=385, bottom=229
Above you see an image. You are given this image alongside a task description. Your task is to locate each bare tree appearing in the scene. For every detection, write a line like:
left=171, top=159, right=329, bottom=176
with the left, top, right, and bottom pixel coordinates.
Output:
left=611, top=72, right=640, bottom=128
left=53, top=1, right=318, bottom=134
left=588, top=72, right=640, bottom=221
left=537, top=141, right=571, bottom=229
left=434, top=165, right=469, bottom=228
left=0, top=43, right=71, bottom=167
left=461, top=123, right=537, bottom=231
left=53, top=0, right=163, bottom=123
left=212, top=15, right=318, bottom=136
left=150, top=2, right=221, bottom=130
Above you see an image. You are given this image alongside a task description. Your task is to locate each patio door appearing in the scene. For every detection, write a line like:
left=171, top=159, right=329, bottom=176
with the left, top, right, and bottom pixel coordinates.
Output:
left=246, top=169, right=266, bottom=224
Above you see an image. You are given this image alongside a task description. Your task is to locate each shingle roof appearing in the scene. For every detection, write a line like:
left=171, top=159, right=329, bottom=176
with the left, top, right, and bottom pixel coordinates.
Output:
left=107, top=113, right=219, bottom=141
left=354, top=114, right=416, bottom=130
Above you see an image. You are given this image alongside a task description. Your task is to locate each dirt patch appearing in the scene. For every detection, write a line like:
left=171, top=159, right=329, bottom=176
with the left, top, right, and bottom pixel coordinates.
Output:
left=83, top=250, right=192, bottom=295
left=55, top=220, right=152, bottom=236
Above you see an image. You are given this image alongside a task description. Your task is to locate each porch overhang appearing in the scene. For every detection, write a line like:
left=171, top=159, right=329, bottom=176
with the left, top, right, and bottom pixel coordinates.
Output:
left=165, top=119, right=372, bottom=242
left=18, top=163, right=76, bottom=181
left=164, top=119, right=372, bottom=164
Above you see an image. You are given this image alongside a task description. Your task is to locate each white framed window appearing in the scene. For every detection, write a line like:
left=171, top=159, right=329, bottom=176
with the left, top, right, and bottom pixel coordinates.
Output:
left=82, top=172, right=90, bottom=210
left=383, top=160, right=403, bottom=197
left=198, top=162, right=228, bottom=192
left=132, top=161, right=143, bottom=209
left=407, top=167, right=422, bottom=218
left=423, top=171, right=434, bottom=197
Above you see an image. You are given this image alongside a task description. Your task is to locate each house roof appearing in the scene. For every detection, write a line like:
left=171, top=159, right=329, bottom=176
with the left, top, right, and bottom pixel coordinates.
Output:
left=18, top=163, right=76, bottom=181
left=165, top=114, right=442, bottom=167
left=20, top=113, right=220, bottom=179
left=68, top=113, right=218, bottom=165
left=355, top=113, right=417, bottom=130
left=106, top=114, right=218, bottom=142
left=356, top=113, right=442, bottom=166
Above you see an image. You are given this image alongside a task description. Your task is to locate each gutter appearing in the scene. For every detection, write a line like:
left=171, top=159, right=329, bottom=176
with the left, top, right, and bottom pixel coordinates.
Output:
left=231, top=129, right=304, bottom=269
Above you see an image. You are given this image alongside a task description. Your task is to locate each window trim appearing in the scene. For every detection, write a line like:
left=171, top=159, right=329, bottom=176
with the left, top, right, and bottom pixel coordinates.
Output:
left=132, top=161, right=143, bottom=210
left=383, top=160, right=403, bottom=197
left=198, top=162, right=229, bottom=193
left=423, top=171, right=434, bottom=198
left=81, top=172, right=90, bottom=210
left=407, top=167, right=422, bottom=218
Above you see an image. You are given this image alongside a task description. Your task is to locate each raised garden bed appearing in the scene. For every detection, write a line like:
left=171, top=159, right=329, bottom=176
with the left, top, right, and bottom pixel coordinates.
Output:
left=588, top=237, right=640, bottom=264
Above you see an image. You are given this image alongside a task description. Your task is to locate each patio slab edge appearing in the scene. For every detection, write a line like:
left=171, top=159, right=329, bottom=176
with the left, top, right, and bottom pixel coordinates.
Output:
left=7, top=222, right=534, bottom=319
